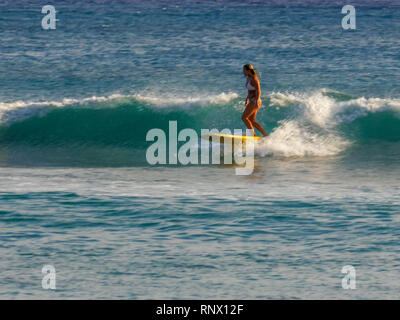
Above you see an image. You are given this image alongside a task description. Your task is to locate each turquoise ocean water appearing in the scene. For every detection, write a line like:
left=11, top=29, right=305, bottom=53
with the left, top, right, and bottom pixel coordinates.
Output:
left=1, top=0, right=400, bottom=299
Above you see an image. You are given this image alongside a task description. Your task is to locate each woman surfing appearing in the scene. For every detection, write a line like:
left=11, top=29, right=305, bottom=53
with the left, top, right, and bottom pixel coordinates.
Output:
left=242, top=64, right=268, bottom=137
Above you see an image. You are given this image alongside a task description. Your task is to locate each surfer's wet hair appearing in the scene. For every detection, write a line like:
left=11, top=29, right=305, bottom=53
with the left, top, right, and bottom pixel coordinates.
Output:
left=243, top=64, right=256, bottom=76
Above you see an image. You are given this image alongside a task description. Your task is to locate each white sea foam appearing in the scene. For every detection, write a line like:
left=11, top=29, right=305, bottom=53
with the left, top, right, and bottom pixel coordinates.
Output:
left=259, top=89, right=400, bottom=157
left=1, top=89, right=399, bottom=158
left=133, top=92, right=239, bottom=108
left=269, top=89, right=400, bottom=126
left=0, top=94, right=126, bottom=124
left=256, top=120, right=349, bottom=157
left=0, top=92, right=239, bottom=124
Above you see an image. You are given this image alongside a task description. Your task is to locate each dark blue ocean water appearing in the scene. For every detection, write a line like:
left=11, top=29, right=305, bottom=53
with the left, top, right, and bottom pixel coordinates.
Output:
left=0, top=0, right=400, bottom=299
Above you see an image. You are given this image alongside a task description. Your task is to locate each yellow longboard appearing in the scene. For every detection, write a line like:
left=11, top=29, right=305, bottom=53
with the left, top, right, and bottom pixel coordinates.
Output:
left=201, top=133, right=262, bottom=144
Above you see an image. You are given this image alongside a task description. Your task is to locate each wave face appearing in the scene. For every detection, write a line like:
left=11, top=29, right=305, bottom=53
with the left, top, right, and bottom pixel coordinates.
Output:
left=1, top=89, right=400, bottom=160
left=0, top=93, right=239, bottom=148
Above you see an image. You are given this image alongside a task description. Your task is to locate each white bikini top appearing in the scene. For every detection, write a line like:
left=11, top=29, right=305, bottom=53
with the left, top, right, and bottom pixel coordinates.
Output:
left=246, top=77, right=256, bottom=90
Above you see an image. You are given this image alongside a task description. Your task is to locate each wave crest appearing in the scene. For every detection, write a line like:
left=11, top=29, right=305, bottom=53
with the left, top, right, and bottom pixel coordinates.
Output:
left=1, top=89, right=399, bottom=156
